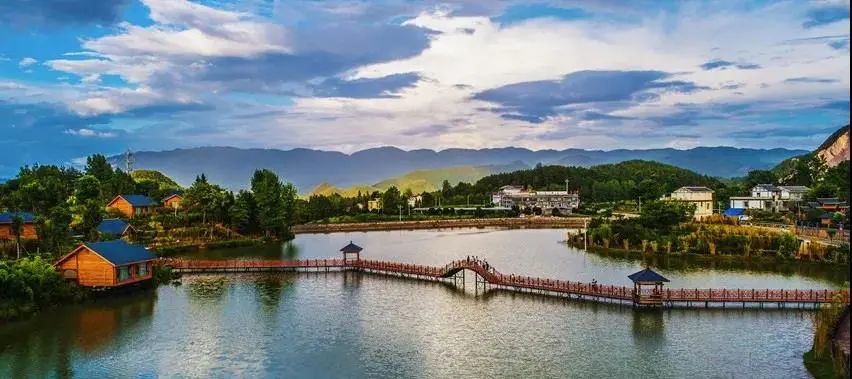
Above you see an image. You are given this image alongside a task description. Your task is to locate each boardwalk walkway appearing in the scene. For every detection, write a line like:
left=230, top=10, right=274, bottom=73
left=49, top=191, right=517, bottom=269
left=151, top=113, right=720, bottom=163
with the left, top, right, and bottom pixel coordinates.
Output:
left=160, top=257, right=850, bottom=308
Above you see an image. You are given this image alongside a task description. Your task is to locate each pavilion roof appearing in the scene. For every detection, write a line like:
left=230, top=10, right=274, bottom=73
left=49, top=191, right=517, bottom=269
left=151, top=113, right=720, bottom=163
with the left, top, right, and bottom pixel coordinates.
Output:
left=628, top=268, right=670, bottom=283
left=340, top=241, right=363, bottom=253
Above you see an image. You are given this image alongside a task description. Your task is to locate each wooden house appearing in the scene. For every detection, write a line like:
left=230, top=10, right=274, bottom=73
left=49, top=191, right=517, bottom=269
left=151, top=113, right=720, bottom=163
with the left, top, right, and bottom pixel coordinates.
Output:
left=0, top=212, right=38, bottom=240
left=163, top=193, right=183, bottom=210
left=55, top=240, right=156, bottom=288
left=96, top=218, right=135, bottom=238
left=106, top=194, right=157, bottom=218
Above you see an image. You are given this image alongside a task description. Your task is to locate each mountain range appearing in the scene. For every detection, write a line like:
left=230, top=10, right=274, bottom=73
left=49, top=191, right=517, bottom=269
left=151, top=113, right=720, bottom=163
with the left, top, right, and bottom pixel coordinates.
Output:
left=113, top=146, right=807, bottom=193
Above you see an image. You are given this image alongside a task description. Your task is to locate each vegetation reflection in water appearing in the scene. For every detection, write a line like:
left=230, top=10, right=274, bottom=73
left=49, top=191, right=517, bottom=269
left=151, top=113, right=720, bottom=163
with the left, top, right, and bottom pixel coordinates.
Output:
left=0, top=228, right=845, bottom=377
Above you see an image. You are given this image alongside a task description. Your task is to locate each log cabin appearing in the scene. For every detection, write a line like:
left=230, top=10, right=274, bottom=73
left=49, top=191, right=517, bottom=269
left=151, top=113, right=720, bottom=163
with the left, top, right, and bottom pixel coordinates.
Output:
left=162, top=193, right=183, bottom=210
left=0, top=211, right=38, bottom=240
left=96, top=218, right=135, bottom=238
left=106, top=194, right=157, bottom=218
left=55, top=240, right=156, bottom=288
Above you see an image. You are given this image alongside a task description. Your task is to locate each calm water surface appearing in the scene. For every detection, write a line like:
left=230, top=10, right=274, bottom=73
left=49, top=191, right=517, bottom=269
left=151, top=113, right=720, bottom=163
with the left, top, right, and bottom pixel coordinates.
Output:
left=1, top=228, right=848, bottom=378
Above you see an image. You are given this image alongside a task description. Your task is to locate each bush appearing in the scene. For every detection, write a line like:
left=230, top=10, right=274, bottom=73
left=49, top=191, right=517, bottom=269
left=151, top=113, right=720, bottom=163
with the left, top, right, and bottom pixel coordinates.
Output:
left=0, top=256, right=86, bottom=321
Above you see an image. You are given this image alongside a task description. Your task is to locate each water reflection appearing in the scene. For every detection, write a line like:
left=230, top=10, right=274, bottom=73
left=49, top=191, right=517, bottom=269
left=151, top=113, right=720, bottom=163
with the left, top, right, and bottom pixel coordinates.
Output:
left=0, top=291, right=155, bottom=378
left=632, top=309, right=665, bottom=339
left=252, top=274, right=294, bottom=310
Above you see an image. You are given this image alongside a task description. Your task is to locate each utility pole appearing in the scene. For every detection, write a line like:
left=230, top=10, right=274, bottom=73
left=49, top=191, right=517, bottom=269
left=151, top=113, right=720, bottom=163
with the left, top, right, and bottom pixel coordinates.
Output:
left=638, top=196, right=642, bottom=214
left=398, top=204, right=403, bottom=221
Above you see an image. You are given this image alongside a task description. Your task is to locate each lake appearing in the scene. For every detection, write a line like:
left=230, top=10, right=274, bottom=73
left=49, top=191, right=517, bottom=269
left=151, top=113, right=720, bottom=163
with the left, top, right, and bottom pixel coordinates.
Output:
left=1, top=228, right=847, bottom=378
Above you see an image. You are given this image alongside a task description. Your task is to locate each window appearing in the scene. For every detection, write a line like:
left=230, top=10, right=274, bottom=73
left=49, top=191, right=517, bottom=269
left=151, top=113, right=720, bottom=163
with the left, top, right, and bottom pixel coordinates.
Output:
left=138, top=263, right=148, bottom=276
left=118, top=266, right=130, bottom=281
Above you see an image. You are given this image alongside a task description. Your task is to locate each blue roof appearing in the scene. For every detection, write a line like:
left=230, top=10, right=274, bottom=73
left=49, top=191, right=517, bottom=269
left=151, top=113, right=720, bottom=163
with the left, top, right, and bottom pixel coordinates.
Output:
left=118, top=194, right=157, bottom=207
left=628, top=268, right=670, bottom=283
left=0, top=212, right=35, bottom=224
left=340, top=241, right=363, bottom=253
left=723, top=208, right=746, bottom=216
left=96, top=218, right=131, bottom=236
left=84, top=240, right=155, bottom=265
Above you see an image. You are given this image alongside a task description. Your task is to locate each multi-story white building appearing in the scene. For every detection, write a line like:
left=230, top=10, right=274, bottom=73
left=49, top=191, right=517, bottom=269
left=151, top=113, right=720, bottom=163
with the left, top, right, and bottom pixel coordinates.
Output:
left=660, top=186, right=715, bottom=220
left=491, top=181, right=579, bottom=213
left=729, top=184, right=809, bottom=212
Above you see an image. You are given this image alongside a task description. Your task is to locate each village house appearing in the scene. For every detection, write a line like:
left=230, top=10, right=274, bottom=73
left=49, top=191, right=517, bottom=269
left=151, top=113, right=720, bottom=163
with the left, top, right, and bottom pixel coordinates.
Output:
left=96, top=218, right=135, bottom=238
left=491, top=181, right=579, bottom=214
left=661, top=186, right=715, bottom=220
left=728, top=184, right=809, bottom=213
left=54, top=240, right=156, bottom=288
left=0, top=211, right=38, bottom=240
left=368, top=198, right=383, bottom=212
left=800, top=198, right=849, bottom=227
left=106, top=194, right=157, bottom=218
left=163, top=193, right=183, bottom=210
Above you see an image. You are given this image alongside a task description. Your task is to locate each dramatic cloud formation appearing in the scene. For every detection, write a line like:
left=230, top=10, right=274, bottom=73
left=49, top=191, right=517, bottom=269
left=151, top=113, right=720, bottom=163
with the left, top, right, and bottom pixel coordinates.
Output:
left=0, top=0, right=848, bottom=176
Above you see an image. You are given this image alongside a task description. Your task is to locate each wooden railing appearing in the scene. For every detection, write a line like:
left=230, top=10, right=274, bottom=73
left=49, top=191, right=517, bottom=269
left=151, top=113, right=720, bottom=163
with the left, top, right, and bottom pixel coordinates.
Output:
left=157, top=258, right=850, bottom=305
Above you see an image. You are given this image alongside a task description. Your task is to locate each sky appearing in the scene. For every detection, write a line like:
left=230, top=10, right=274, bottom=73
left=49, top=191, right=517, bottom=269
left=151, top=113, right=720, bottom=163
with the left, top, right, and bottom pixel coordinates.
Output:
left=0, top=0, right=849, bottom=176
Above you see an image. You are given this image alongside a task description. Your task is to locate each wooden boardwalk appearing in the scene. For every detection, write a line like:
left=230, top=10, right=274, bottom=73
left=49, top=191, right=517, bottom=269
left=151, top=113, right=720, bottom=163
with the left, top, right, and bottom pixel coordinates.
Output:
left=159, top=258, right=850, bottom=308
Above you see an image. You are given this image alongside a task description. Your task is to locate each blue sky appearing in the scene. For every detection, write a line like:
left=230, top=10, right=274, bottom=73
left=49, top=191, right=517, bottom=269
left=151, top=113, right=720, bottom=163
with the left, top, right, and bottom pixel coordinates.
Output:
left=0, top=0, right=849, bottom=176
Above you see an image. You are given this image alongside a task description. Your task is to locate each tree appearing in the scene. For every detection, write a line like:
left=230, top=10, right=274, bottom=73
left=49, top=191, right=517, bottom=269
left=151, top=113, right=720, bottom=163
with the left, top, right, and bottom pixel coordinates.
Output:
left=251, top=169, right=286, bottom=237
left=807, top=183, right=839, bottom=201
left=787, top=155, right=827, bottom=187
left=639, top=200, right=695, bottom=231
left=184, top=174, right=227, bottom=225
left=229, top=190, right=257, bottom=234
left=74, top=175, right=102, bottom=203
left=382, top=186, right=401, bottom=214
left=743, top=170, right=777, bottom=189
left=85, top=154, right=114, bottom=183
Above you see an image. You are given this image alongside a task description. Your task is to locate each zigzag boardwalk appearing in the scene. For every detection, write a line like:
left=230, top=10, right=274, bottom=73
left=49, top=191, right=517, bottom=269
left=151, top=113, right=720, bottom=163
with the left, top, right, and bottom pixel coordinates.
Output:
left=159, top=256, right=850, bottom=309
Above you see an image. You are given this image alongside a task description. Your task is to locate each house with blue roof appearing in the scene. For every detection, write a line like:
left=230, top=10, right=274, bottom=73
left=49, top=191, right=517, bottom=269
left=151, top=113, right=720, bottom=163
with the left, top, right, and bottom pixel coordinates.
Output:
left=55, top=240, right=156, bottom=288
left=96, top=218, right=135, bottom=238
left=0, top=211, right=38, bottom=240
left=107, top=194, right=158, bottom=218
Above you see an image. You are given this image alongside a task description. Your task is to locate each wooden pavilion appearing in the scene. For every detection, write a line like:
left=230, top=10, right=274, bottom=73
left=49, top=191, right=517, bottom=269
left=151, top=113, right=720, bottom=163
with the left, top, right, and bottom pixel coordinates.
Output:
left=340, top=241, right=363, bottom=264
left=628, top=268, right=669, bottom=306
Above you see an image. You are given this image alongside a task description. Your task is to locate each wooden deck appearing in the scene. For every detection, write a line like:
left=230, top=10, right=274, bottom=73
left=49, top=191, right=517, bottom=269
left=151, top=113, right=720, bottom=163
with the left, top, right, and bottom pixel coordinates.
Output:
left=159, top=258, right=850, bottom=307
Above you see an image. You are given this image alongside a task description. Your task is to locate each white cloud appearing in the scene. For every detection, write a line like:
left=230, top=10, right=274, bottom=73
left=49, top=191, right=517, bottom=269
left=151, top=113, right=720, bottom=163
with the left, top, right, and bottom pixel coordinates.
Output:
left=18, top=57, right=37, bottom=68
left=64, top=128, right=117, bottom=138
left=27, top=0, right=852, bottom=151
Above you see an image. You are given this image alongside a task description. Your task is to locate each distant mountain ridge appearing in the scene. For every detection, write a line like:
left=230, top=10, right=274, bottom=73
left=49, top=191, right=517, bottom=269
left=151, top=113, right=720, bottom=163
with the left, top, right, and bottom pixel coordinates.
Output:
left=113, top=145, right=807, bottom=192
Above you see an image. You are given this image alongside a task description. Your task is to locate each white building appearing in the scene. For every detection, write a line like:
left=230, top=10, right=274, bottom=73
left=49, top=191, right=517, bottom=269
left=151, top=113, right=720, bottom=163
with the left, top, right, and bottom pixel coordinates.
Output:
left=407, top=195, right=422, bottom=208
left=660, top=186, right=715, bottom=220
left=491, top=181, right=579, bottom=213
left=729, top=184, right=809, bottom=212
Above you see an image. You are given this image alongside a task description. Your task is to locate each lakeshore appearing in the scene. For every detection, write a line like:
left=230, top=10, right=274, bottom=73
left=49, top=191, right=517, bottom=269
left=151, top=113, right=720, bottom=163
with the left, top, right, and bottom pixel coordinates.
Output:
left=292, top=216, right=588, bottom=233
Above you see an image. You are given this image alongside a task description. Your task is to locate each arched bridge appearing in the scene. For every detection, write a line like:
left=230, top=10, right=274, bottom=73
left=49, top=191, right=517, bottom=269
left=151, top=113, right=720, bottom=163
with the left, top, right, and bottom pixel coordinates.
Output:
left=158, top=257, right=850, bottom=308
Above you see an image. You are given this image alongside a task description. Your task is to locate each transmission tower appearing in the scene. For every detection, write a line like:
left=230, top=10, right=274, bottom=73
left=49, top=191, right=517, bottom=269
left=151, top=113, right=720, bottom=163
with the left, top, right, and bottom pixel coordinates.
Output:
left=125, top=148, right=134, bottom=173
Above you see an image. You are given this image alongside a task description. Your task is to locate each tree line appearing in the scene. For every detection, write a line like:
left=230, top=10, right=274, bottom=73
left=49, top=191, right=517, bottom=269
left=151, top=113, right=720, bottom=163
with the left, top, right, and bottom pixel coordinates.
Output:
left=0, top=155, right=299, bottom=258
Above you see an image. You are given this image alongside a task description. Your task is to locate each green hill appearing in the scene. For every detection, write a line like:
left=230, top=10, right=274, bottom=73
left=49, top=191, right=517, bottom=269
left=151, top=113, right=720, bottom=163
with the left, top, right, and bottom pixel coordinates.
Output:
left=131, top=169, right=181, bottom=190
left=309, top=182, right=378, bottom=197
left=310, top=163, right=527, bottom=196
left=373, top=165, right=498, bottom=193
